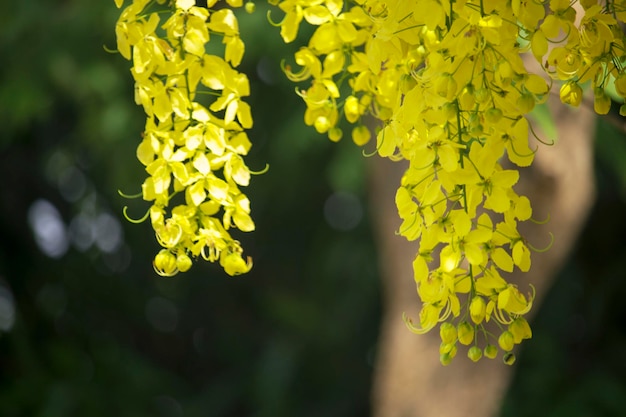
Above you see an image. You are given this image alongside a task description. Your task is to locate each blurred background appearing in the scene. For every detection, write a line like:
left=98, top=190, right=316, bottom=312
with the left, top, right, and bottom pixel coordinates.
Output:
left=0, top=1, right=625, bottom=416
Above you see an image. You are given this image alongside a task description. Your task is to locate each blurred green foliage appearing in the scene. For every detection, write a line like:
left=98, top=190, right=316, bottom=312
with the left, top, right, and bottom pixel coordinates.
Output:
left=0, top=1, right=625, bottom=417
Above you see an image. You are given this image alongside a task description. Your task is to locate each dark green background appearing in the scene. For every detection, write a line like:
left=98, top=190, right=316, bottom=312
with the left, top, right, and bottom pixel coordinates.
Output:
left=0, top=1, right=624, bottom=416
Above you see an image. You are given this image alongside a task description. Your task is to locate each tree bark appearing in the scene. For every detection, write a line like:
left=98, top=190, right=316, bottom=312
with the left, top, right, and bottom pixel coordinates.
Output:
left=369, top=95, right=596, bottom=417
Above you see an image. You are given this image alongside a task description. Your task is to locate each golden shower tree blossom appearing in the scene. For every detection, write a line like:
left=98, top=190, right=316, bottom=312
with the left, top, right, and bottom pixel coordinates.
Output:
left=115, top=0, right=626, bottom=364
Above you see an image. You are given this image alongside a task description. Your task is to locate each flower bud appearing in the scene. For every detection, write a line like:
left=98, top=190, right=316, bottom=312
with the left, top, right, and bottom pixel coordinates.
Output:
left=498, top=330, right=515, bottom=351
left=221, top=252, right=252, bottom=276
left=328, top=127, right=343, bottom=142
left=509, top=317, right=532, bottom=343
left=440, top=352, right=453, bottom=366
left=154, top=249, right=178, bottom=277
left=440, top=342, right=455, bottom=354
left=314, top=116, right=331, bottom=133
left=560, top=82, right=583, bottom=107
left=440, top=344, right=457, bottom=366
left=484, top=107, right=502, bottom=124
left=352, top=125, right=371, bottom=146
left=468, top=113, right=483, bottom=135
left=469, top=296, right=487, bottom=324
left=484, top=344, right=498, bottom=359
left=439, top=322, right=458, bottom=344
left=593, top=88, right=611, bottom=115
left=458, top=321, right=475, bottom=345
left=468, top=346, right=483, bottom=362
left=176, top=253, right=193, bottom=272
left=245, top=1, right=256, bottom=13
left=459, top=85, right=475, bottom=109
left=344, top=95, right=361, bottom=123
left=474, top=87, right=490, bottom=104
left=503, top=352, right=516, bottom=365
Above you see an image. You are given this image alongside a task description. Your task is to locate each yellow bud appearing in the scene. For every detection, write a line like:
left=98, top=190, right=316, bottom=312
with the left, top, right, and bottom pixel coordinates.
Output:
left=440, top=342, right=455, bottom=354
left=314, top=116, right=331, bottom=133
left=352, top=125, right=371, bottom=146
left=503, top=352, right=516, bottom=365
left=516, top=93, right=535, bottom=113
left=468, top=346, right=483, bottom=362
left=484, top=344, right=498, bottom=359
left=615, top=73, right=626, bottom=98
left=484, top=107, right=502, bottom=124
left=440, top=344, right=457, bottom=366
left=245, top=1, right=255, bottom=13
left=328, top=127, right=343, bottom=142
left=509, top=317, right=532, bottom=343
left=560, top=82, right=583, bottom=107
left=498, top=330, right=515, bottom=351
left=468, top=113, right=483, bottom=135
left=459, top=85, right=475, bottom=110
left=154, top=249, right=178, bottom=277
left=220, top=252, right=252, bottom=276
left=458, top=321, right=474, bottom=345
left=344, top=95, right=361, bottom=123
left=439, top=322, right=458, bottom=344
left=469, top=296, right=487, bottom=324
left=593, top=88, right=611, bottom=115
left=474, top=87, right=490, bottom=104
left=176, top=253, right=193, bottom=272
left=620, top=104, right=626, bottom=117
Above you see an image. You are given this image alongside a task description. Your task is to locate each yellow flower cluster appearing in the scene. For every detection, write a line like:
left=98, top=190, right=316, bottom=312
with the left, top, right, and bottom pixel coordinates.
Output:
left=114, top=0, right=626, bottom=363
left=270, top=0, right=626, bottom=364
left=528, top=0, right=626, bottom=114
left=115, top=0, right=256, bottom=277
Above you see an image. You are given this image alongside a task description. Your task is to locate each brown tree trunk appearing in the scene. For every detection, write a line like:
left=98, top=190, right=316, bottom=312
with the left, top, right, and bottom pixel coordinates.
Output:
left=369, top=96, right=596, bottom=416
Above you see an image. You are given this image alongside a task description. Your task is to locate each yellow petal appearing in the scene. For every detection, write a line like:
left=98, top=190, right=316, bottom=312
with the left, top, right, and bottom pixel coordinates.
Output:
left=186, top=180, right=206, bottom=206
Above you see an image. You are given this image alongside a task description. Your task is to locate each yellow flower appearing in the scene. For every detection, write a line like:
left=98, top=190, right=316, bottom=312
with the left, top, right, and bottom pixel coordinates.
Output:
left=116, top=0, right=258, bottom=276
left=509, top=317, right=532, bottom=343
left=220, top=250, right=252, bottom=276
left=116, top=0, right=626, bottom=362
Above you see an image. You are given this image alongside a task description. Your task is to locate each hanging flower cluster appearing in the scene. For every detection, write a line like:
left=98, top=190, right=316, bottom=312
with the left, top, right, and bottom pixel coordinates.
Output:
left=114, top=0, right=626, bottom=364
left=268, top=0, right=626, bottom=364
left=114, top=0, right=256, bottom=277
